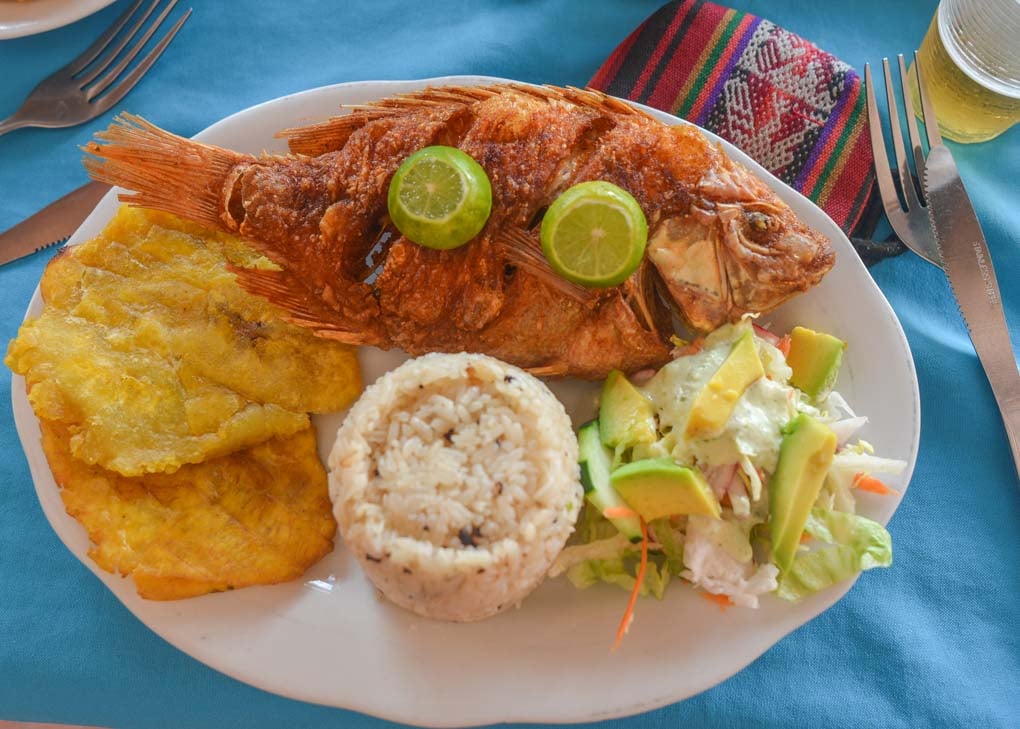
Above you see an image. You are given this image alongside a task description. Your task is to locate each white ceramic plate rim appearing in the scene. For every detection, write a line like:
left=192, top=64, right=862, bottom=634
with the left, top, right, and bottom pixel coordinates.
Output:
left=12, top=76, right=920, bottom=726
left=0, top=0, right=116, bottom=40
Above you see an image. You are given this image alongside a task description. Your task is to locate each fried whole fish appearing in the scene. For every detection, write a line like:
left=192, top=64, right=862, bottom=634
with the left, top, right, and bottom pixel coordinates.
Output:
left=84, top=84, right=834, bottom=380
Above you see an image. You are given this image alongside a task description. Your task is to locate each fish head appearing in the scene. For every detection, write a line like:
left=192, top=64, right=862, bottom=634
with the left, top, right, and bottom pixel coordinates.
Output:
left=646, top=151, right=834, bottom=333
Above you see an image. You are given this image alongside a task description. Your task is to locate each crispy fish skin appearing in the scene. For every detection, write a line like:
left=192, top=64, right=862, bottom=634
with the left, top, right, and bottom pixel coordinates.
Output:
left=5, top=207, right=362, bottom=476
left=41, top=421, right=335, bottom=600
left=83, top=84, right=834, bottom=379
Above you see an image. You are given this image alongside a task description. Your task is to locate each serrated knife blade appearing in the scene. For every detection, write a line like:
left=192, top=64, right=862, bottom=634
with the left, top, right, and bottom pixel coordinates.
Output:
left=0, top=181, right=111, bottom=266
left=923, top=144, right=1020, bottom=482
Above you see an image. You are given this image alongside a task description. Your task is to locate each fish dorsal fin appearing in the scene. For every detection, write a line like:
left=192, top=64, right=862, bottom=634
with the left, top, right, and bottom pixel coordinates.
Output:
left=280, top=86, right=502, bottom=157
left=280, top=84, right=650, bottom=158
left=228, top=265, right=383, bottom=347
left=277, top=107, right=399, bottom=157
left=501, top=84, right=652, bottom=119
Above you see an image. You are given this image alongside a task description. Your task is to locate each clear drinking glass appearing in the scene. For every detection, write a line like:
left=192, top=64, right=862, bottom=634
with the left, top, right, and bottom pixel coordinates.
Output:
left=907, top=0, right=1020, bottom=143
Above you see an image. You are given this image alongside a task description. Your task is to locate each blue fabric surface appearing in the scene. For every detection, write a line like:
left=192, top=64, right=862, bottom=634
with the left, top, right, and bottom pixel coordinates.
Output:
left=1, top=1, right=1018, bottom=727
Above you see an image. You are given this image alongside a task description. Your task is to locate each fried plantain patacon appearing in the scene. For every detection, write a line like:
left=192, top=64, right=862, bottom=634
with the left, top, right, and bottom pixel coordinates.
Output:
left=7, top=207, right=362, bottom=476
left=42, top=421, right=336, bottom=600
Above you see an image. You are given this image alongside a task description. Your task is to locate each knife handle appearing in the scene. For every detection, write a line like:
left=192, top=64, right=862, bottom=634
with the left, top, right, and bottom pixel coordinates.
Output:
left=970, top=315, right=1020, bottom=484
left=995, top=378, right=1020, bottom=483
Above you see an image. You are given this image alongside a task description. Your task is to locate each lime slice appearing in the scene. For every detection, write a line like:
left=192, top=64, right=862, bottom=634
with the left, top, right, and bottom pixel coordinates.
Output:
left=540, top=181, right=647, bottom=288
left=387, top=146, right=492, bottom=250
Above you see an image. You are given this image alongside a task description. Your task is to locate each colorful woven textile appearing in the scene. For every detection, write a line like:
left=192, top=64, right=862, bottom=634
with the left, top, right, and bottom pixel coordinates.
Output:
left=591, top=0, right=876, bottom=237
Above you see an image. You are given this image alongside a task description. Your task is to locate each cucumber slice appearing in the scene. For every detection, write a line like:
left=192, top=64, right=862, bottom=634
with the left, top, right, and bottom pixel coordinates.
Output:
left=577, top=420, right=642, bottom=542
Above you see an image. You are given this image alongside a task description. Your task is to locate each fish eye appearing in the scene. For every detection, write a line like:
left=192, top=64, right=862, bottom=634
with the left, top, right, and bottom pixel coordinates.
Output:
left=744, top=210, right=777, bottom=242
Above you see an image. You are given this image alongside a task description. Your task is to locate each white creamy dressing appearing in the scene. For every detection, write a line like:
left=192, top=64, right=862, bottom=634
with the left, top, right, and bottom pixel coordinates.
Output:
left=641, top=324, right=805, bottom=477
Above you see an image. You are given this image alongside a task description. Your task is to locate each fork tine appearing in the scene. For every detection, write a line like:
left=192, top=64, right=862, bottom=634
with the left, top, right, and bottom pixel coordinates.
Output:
left=88, top=10, right=191, bottom=116
left=882, top=58, right=923, bottom=213
left=63, top=0, right=144, bottom=76
left=865, top=63, right=907, bottom=225
left=914, top=50, right=944, bottom=148
left=86, top=0, right=179, bottom=101
left=897, top=54, right=928, bottom=200
left=77, top=0, right=162, bottom=88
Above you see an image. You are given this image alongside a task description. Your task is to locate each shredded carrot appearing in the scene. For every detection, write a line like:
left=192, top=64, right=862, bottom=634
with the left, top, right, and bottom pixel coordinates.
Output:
left=800, top=531, right=813, bottom=544
left=700, top=592, right=733, bottom=611
left=777, top=335, right=792, bottom=357
left=602, top=506, right=639, bottom=520
left=611, top=517, right=648, bottom=652
left=853, top=472, right=895, bottom=495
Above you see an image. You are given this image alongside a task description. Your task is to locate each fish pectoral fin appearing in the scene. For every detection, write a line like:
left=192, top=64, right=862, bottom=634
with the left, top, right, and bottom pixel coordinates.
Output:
left=228, top=265, right=383, bottom=346
left=494, top=227, right=597, bottom=304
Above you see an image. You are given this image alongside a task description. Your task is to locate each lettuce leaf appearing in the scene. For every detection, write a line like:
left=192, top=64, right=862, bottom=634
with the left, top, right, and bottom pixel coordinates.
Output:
left=566, top=558, right=670, bottom=599
left=550, top=533, right=634, bottom=577
left=776, top=507, right=892, bottom=601
left=648, top=518, right=684, bottom=575
left=577, top=503, right=621, bottom=543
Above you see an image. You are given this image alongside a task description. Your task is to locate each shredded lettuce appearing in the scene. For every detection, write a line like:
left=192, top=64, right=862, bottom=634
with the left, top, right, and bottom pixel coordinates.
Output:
left=648, top=518, right=684, bottom=575
left=830, top=451, right=908, bottom=477
left=550, top=533, right=634, bottom=577
left=777, top=508, right=892, bottom=601
left=644, top=562, right=671, bottom=599
left=565, top=557, right=671, bottom=599
left=577, top=503, right=619, bottom=543
left=816, top=471, right=857, bottom=513
left=554, top=516, right=685, bottom=598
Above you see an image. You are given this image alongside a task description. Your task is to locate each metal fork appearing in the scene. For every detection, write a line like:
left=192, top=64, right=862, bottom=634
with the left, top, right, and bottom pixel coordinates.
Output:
left=864, top=54, right=944, bottom=270
left=0, top=0, right=191, bottom=137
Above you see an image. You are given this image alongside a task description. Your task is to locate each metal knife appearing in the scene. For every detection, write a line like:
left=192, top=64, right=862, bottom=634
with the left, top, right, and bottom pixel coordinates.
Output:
left=0, top=181, right=111, bottom=266
left=924, top=145, right=1020, bottom=482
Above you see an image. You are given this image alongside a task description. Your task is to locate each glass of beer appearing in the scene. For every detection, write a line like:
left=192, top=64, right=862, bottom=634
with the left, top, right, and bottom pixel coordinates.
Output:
left=907, top=0, right=1020, bottom=144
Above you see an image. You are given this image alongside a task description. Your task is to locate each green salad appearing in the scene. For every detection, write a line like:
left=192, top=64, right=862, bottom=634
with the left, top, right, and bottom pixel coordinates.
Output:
left=553, top=318, right=906, bottom=643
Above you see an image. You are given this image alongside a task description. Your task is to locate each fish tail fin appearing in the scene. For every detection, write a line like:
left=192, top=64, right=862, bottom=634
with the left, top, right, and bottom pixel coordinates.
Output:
left=229, top=265, right=385, bottom=347
left=83, top=114, right=248, bottom=231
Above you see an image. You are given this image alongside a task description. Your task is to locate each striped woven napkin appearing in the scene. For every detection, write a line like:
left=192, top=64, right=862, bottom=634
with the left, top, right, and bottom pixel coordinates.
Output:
left=590, top=0, right=897, bottom=259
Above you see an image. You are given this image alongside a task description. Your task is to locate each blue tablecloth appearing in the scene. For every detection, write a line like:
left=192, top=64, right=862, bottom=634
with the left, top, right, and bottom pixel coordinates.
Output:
left=1, top=1, right=1018, bottom=727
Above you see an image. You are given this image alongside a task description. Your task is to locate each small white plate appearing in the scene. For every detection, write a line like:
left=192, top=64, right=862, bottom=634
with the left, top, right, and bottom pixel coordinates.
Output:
left=12, top=77, right=920, bottom=726
left=0, top=0, right=116, bottom=40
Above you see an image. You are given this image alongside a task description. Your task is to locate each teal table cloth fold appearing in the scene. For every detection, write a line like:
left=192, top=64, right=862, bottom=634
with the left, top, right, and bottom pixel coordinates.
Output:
left=1, top=1, right=1018, bottom=727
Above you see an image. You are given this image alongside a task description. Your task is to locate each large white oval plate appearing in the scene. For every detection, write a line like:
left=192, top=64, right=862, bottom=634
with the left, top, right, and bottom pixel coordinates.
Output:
left=12, top=77, right=919, bottom=726
left=0, top=0, right=116, bottom=40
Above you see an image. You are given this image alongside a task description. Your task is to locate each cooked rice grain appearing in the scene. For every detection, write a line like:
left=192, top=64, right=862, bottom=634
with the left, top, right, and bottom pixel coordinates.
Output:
left=328, top=353, right=581, bottom=621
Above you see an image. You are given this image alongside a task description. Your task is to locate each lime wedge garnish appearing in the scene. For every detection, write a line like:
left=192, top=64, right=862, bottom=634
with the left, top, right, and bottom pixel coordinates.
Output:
left=540, top=181, right=647, bottom=288
left=387, top=146, right=492, bottom=250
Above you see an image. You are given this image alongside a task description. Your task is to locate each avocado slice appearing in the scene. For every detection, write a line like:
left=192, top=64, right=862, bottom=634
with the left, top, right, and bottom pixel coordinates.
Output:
left=786, top=326, right=846, bottom=400
left=685, top=330, right=764, bottom=439
left=769, top=414, right=837, bottom=572
left=610, top=457, right=721, bottom=521
left=598, top=370, right=657, bottom=449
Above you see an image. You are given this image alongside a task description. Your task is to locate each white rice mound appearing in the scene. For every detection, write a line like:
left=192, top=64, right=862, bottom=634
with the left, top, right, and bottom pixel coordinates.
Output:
left=328, top=352, right=582, bottom=622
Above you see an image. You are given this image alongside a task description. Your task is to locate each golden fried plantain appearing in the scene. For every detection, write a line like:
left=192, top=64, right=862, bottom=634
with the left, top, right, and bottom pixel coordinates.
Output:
left=7, top=207, right=362, bottom=476
left=41, top=420, right=336, bottom=600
